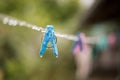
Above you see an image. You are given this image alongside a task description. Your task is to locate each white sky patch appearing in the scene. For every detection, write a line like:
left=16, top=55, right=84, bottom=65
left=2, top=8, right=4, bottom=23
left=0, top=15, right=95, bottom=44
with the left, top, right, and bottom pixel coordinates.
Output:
left=80, top=0, right=95, bottom=9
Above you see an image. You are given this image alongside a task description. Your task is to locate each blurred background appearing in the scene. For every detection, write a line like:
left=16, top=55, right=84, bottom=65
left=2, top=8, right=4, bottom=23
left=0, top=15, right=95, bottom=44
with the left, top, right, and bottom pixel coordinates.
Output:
left=0, top=0, right=81, bottom=80
left=0, top=0, right=120, bottom=80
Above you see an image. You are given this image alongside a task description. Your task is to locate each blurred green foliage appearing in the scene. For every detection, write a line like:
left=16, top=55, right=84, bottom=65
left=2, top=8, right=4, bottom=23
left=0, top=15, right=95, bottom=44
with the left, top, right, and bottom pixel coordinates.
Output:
left=0, top=0, right=79, bottom=23
left=38, top=0, right=79, bottom=22
left=0, top=0, right=80, bottom=80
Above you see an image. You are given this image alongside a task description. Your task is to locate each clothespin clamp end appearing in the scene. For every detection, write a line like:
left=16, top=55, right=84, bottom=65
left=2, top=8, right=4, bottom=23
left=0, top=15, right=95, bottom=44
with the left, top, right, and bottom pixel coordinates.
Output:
left=56, top=56, right=58, bottom=58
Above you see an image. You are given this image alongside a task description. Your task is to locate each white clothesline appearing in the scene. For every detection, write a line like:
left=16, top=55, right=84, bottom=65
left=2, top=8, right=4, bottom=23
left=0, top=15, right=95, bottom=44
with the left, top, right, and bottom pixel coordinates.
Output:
left=0, top=14, right=98, bottom=44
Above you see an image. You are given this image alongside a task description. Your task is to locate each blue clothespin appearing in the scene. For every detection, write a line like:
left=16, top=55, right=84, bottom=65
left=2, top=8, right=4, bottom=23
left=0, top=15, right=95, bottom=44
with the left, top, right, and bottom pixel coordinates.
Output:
left=40, top=25, right=58, bottom=58
left=72, top=33, right=83, bottom=55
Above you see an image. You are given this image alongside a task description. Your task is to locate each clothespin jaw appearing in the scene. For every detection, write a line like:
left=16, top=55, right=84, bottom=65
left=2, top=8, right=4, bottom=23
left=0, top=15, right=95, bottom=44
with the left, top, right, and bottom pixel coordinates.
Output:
left=40, top=25, right=58, bottom=58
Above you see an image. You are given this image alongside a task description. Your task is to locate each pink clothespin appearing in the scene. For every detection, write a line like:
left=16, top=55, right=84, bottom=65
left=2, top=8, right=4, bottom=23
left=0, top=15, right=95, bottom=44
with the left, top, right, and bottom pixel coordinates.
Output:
left=73, top=33, right=87, bottom=55
left=108, top=33, right=116, bottom=47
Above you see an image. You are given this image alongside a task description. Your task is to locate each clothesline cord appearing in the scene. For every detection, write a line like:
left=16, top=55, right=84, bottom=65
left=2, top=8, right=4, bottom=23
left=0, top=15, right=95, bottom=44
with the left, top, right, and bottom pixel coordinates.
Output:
left=0, top=14, right=97, bottom=44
